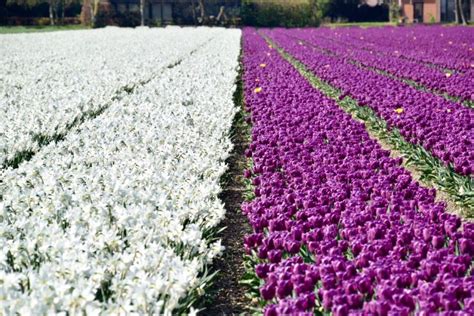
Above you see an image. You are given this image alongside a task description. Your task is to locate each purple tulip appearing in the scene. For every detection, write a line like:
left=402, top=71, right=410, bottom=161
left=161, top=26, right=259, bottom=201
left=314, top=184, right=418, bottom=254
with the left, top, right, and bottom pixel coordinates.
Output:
left=262, top=28, right=474, bottom=177
left=276, top=279, right=293, bottom=299
left=260, top=283, right=276, bottom=301
left=432, top=235, right=445, bottom=249
left=241, top=28, right=474, bottom=315
left=243, top=169, right=252, bottom=179
left=256, top=264, right=270, bottom=279
left=332, top=304, right=348, bottom=316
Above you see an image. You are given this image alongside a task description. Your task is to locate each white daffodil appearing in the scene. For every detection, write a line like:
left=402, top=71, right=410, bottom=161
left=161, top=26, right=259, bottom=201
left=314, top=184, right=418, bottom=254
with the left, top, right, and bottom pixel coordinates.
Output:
left=0, top=27, right=217, bottom=167
left=0, top=27, right=241, bottom=314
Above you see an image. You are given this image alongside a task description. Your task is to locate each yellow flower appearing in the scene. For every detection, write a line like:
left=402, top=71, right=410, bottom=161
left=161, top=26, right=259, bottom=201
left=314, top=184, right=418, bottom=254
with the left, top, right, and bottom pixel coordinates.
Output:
left=268, top=45, right=273, bottom=49
left=394, top=108, right=404, bottom=114
left=447, top=109, right=452, bottom=113
left=445, top=72, right=452, bottom=78
left=260, top=63, right=266, bottom=68
left=254, top=87, right=262, bottom=93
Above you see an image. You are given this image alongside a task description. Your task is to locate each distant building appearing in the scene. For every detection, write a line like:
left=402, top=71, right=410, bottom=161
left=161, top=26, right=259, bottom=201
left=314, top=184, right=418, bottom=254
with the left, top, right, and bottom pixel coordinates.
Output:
left=111, top=0, right=173, bottom=23
left=101, top=0, right=240, bottom=24
left=399, top=0, right=473, bottom=23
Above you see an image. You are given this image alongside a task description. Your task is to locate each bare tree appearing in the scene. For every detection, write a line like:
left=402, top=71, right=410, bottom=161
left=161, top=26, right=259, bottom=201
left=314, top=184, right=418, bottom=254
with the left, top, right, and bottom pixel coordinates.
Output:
left=80, top=0, right=92, bottom=25
left=216, top=5, right=227, bottom=24
left=454, top=0, right=460, bottom=23
left=198, top=0, right=205, bottom=24
left=60, top=0, right=65, bottom=24
left=49, top=0, right=55, bottom=25
left=459, top=0, right=467, bottom=24
left=91, top=0, right=100, bottom=25
left=191, top=0, right=197, bottom=25
left=454, top=0, right=467, bottom=24
left=308, top=0, right=330, bottom=25
left=140, top=0, right=145, bottom=26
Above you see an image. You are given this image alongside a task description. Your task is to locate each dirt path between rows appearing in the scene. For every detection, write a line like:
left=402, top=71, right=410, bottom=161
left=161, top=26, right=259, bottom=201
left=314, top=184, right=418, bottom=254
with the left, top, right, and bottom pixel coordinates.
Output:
left=200, top=62, right=253, bottom=315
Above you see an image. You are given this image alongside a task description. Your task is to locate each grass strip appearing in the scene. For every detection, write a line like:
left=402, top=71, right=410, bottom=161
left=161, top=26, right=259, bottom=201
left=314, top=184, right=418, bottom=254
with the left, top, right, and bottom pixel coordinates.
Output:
left=0, top=25, right=87, bottom=34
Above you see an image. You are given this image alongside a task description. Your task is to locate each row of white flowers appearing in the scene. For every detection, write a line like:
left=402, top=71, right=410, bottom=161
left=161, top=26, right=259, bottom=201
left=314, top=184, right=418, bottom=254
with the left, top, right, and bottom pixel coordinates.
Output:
left=0, top=27, right=217, bottom=167
left=0, top=27, right=241, bottom=314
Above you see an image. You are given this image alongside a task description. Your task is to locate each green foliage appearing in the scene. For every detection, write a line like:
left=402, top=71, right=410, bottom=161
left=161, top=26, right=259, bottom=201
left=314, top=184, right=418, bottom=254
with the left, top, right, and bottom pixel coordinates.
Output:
left=92, top=9, right=108, bottom=28
left=389, top=0, right=400, bottom=22
left=7, top=0, right=42, bottom=7
left=2, top=0, right=81, bottom=25
left=241, top=1, right=320, bottom=27
left=0, top=24, right=84, bottom=33
left=327, top=0, right=389, bottom=22
left=111, top=11, right=141, bottom=27
left=309, top=0, right=331, bottom=23
left=0, top=0, right=7, bottom=24
left=429, top=14, right=436, bottom=24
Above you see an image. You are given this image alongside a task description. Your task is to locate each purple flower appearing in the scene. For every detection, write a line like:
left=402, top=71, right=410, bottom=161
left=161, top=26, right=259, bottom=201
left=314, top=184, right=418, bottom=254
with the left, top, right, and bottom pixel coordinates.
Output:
left=276, top=279, right=293, bottom=299
left=243, top=169, right=252, bottom=178
left=241, top=28, right=473, bottom=315
left=432, top=235, right=445, bottom=249
left=260, top=283, right=276, bottom=300
left=256, top=264, right=270, bottom=279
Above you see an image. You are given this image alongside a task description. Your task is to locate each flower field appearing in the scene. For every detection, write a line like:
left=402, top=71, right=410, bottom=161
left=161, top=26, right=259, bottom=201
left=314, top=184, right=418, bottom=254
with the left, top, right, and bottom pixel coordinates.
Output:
left=0, top=28, right=219, bottom=168
left=242, top=27, right=474, bottom=315
left=285, top=27, right=474, bottom=103
left=0, top=28, right=240, bottom=314
left=263, top=29, right=473, bottom=177
left=0, top=25, right=473, bottom=315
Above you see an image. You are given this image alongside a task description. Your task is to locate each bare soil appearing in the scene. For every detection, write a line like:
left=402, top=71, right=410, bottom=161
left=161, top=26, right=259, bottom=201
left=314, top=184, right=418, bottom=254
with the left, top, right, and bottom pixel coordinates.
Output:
left=200, top=122, right=253, bottom=315
left=199, top=60, right=254, bottom=315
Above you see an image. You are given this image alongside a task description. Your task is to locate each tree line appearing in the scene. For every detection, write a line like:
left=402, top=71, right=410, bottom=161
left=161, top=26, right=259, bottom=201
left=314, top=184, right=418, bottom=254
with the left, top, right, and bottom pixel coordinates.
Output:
left=0, top=0, right=471, bottom=27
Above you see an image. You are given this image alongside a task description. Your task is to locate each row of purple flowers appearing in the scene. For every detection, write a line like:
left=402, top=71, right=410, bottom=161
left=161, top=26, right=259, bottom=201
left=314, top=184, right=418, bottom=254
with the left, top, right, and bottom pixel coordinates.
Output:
left=313, top=26, right=473, bottom=73
left=285, top=28, right=474, bottom=103
left=263, top=28, right=474, bottom=177
left=242, top=28, right=474, bottom=315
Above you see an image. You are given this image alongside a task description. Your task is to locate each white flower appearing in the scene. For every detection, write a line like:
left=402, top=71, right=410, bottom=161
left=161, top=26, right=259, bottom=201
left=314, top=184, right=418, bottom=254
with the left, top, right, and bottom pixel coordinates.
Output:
left=0, top=27, right=241, bottom=314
